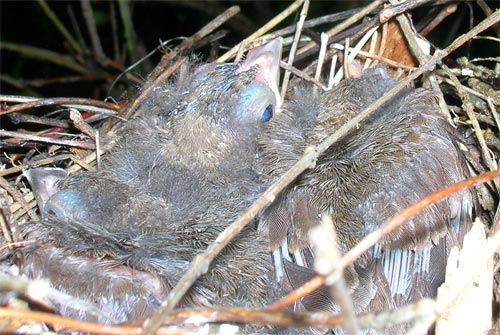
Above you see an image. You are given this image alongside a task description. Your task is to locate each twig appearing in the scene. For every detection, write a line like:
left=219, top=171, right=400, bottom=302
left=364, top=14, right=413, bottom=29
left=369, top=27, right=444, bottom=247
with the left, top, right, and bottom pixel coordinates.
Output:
left=486, top=97, right=500, bottom=133
left=279, top=60, right=328, bottom=90
left=0, top=239, right=34, bottom=251
left=171, top=1, right=255, bottom=37
left=0, top=299, right=439, bottom=334
left=95, top=130, right=101, bottom=169
left=69, top=108, right=96, bottom=140
left=36, top=0, right=82, bottom=54
left=269, top=170, right=500, bottom=312
left=0, top=307, right=145, bottom=335
left=218, top=0, right=305, bottom=62
left=0, top=130, right=95, bottom=150
left=81, top=0, right=107, bottom=65
left=0, top=41, right=87, bottom=74
left=8, top=112, right=70, bottom=129
left=109, top=2, right=120, bottom=63
left=477, top=0, right=500, bottom=37
left=295, top=0, right=386, bottom=60
left=266, top=275, right=324, bottom=312
left=1, top=154, right=94, bottom=179
left=314, top=33, right=329, bottom=87
left=0, top=194, right=15, bottom=247
left=328, top=42, right=415, bottom=70
left=310, top=214, right=359, bottom=335
left=389, top=0, right=453, bottom=123
left=379, top=0, right=434, bottom=24
left=117, top=0, right=137, bottom=62
left=343, top=37, right=351, bottom=78
left=364, top=25, right=378, bottom=69
left=347, top=26, right=379, bottom=64
left=149, top=6, right=240, bottom=81
left=6, top=193, right=35, bottom=221
left=294, top=13, right=380, bottom=65
left=378, top=20, right=389, bottom=64
left=442, top=64, right=499, bottom=192
left=419, top=3, right=458, bottom=36
left=267, top=8, right=365, bottom=40
left=0, top=96, right=120, bottom=116
left=328, top=53, right=338, bottom=89
left=280, top=0, right=310, bottom=99
left=0, top=175, right=36, bottom=224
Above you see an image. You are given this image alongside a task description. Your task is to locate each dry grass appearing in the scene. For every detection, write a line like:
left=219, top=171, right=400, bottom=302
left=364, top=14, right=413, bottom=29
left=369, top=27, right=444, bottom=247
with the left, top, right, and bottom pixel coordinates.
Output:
left=0, top=1, right=499, bottom=334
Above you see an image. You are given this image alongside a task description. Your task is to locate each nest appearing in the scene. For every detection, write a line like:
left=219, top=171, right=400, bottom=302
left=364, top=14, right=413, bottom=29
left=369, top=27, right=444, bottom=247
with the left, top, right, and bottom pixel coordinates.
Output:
left=0, top=1, right=499, bottom=334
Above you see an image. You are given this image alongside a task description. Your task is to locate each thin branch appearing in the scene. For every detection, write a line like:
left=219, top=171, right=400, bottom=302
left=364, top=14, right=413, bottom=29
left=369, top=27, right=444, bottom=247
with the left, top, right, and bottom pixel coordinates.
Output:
left=267, top=8, right=366, bottom=40
left=310, top=214, right=359, bottom=335
left=0, top=41, right=87, bottom=74
left=476, top=0, right=500, bottom=37
left=0, top=96, right=121, bottom=116
left=295, top=0, right=387, bottom=59
left=279, top=60, right=328, bottom=90
left=150, top=6, right=240, bottom=80
left=69, top=108, right=97, bottom=140
left=218, top=0, right=305, bottom=62
left=441, top=65, right=499, bottom=191
left=419, top=3, right=458, bottom=36
left=269, top=170, right=500, bottom=311
left=280, top=0, right=310, bottom=99
left=379, top=0, right=434, bottom=24
left=0, top=175, right=36, bottom=224
left=36, top=0, right=82, bottom=54
left=0, top=298, right=438, bottom=334
left=81, top=0, right=107, bottom=64
left=328, top=42, right=415, bottom=70
left=117, top=0, right=137, bottom=62
left=8, top=112, right=71, bottom=129
left=0, top=130, right=95, bottom=150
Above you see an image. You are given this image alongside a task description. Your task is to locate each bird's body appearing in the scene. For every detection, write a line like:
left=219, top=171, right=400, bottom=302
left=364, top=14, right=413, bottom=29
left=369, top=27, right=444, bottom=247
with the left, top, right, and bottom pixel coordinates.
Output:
left=23, top=38, right=473, bottom=334
left=23, top=40, right=283, bottom=324
left=259, top=68, right=473, bottom=333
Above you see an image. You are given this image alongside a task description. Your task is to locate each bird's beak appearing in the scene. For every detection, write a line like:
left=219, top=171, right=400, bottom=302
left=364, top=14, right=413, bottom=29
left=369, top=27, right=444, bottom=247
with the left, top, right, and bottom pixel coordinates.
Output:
left=238, top=37, right=283, bottom=113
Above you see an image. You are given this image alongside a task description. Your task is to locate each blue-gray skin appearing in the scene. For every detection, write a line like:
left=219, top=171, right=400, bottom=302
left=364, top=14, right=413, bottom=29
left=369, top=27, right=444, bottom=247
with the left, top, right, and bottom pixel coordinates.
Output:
left=23, top=39, right=283, bottom=325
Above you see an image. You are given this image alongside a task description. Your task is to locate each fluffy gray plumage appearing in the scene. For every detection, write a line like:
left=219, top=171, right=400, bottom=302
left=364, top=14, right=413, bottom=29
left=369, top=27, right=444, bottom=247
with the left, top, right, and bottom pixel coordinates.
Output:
left=24, top=41, right=283, bottom=324
left=258, top=68, right=473, bottom=334
left=23, top=38, right=472, bottom=334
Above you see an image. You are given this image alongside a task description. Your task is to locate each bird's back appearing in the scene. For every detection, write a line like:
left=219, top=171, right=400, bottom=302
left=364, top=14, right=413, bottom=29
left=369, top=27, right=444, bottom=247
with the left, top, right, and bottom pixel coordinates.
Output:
left=259, top=68, right=473, bottom=332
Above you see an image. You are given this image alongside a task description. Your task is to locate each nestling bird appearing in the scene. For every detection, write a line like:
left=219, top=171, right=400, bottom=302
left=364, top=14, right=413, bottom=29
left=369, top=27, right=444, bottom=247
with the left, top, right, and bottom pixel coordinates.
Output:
left=258, top=67, right=473, bottom=333
left=23, top=36, right=472, bottom=334
left=23, top=39, right=283, bottom=324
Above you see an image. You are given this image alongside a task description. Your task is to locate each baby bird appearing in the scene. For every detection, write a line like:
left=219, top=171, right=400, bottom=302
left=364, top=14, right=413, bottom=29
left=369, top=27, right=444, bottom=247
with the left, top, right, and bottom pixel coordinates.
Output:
left=258, top=67, right=473, bottom=333
left=23, top=39, right=283, bottom=324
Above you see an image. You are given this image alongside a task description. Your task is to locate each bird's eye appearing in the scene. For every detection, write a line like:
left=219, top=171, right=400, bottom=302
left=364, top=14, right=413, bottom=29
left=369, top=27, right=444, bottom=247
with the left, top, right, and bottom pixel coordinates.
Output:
left=261, top=105, right=273, bottom=122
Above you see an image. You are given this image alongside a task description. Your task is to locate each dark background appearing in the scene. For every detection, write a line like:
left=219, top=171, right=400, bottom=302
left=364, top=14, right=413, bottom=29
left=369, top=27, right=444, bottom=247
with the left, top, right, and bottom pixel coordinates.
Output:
left=0, top=1, right=497, bottom=100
